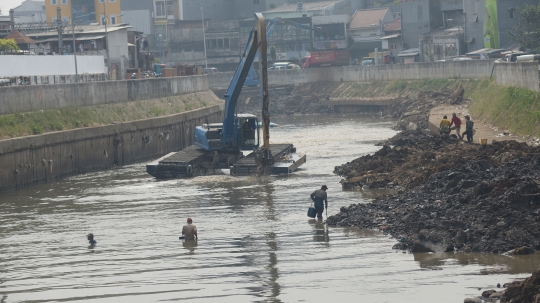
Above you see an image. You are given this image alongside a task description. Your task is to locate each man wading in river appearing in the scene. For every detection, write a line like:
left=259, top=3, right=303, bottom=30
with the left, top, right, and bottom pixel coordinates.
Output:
left=310, top=185, right=328, bottom=220
left=182, top=218, right=198, bottom=240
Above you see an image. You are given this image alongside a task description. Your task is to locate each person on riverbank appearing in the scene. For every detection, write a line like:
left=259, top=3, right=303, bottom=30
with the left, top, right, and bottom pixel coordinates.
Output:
left=449, top=113, right=462, bottom=139
left=461, top=115, right=474, bottom=143
left=310, top=185, right=328, bottom=220
left=182, top=218, right=198, bottom=240
left=439, top=115, right=451, bottom=135
left=87, top=233, right=97, bottom=245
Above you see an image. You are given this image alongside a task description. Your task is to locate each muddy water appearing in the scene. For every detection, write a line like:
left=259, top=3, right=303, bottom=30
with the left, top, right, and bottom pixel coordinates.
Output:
left=1, top=114, right=539, bottom=303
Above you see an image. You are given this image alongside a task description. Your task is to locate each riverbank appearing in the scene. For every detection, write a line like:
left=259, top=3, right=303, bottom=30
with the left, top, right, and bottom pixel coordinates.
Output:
left=0, top=91, right=222, bottom=140
left=329, top=78, right=540, bottom=256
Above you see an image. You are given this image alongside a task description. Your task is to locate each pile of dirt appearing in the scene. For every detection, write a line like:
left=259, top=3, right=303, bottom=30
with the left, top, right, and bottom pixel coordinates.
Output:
left=382, top=87, right=459, bottom=131
left=213, top=82, right=340, bottom=116
left=328, top=139, right=540, bottom=253
left=500, top=268, right=540, bottom=303
left=334, top=134, right=536, bottom=190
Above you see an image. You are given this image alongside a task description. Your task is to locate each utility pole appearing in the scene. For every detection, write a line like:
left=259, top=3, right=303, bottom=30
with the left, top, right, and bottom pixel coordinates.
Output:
left=201, top=7, right=207, bottom=68
left=72, top=20, right=78, bottom=82
left=56, top=7, right=63, bottom=55
left=103, top=1, right=110, bottom=79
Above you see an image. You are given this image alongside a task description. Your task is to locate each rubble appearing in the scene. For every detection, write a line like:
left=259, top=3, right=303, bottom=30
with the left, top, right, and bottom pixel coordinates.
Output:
left=328, top=141, right=540, bottom=253
left=382, top=87, right=459, bottom=131
left=500, top=268, right=540, bottom=303
left=214, top=83, right=339, bottom=116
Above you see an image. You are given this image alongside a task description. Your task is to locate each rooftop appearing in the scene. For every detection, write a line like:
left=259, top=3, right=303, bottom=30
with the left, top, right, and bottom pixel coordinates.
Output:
left=263, top=1, right=343, bottom=13
left=5, top=30, right=36, bottom=44
left=26, top=24, right=131, bottom=39
left=383, top=17, right=401, bottom=32
left=350, top=8, right=388, bottom=29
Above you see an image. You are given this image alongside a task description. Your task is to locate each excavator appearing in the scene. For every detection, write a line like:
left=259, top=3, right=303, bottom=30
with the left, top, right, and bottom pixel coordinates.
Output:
left=146, top=13, right=306, bottom=178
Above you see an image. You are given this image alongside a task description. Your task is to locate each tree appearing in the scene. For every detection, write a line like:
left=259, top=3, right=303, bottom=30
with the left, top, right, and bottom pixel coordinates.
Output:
left=0, top=39, right=20, bottom=52
left=509, top=4, right=540, bottom=50
left=269, top=45, right=276, bottom=62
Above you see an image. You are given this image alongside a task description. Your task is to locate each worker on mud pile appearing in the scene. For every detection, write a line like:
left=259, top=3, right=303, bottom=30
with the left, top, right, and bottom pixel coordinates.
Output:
left=310, top=185, right=328, bottom=220
left=87, top=233, right=97, bottom=246
left=449, top=113, right=462, bottom=139
left=182, top=218, right=198, bottom=240
left=439, top=115, right=451, bottom=135
left=461, top=115, right=475, bottom=143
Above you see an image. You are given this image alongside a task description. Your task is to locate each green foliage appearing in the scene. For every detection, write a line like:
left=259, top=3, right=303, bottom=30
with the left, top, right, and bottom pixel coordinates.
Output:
left=0, top=39, right=20, bottom=52
left=269, top=3, right=276, bottom=9
left=509, top=4, right=540, bottom=50
left=0, top=93, right=220, bottom=139
left=470, top=79, right=540, bottom=136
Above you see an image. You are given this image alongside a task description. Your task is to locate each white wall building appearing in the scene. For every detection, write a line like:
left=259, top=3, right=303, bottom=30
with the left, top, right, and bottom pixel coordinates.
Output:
left=12, top=0, right=46, bottom=23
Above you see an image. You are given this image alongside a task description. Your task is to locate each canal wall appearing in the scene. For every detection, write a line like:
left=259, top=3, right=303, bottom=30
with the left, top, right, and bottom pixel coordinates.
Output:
left=493, top=61, right=540, bottom=92
left=208, top=60, right=496, bottom=87
left=0, top=75, right=208, bottom=115
left=0, top=102, right=224, bottom=192
left=208, top=60, right=540, bottom=93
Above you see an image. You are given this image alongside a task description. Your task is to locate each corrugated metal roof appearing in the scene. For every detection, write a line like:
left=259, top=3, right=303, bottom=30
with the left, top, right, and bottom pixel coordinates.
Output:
left=350, top=8, right=388, bottom=29
left=381, top=33, right=401, bottom=40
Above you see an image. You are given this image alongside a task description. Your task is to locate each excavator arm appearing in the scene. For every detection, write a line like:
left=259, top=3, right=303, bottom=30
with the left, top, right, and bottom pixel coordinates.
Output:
left=221, top=13, right=266, bottom=149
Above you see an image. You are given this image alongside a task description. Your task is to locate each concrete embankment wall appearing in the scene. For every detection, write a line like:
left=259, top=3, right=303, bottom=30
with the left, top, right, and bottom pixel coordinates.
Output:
left=209, top=60, right=540, bottom=93
left=493, top=62, right=540, bottom=92
left=0, top=103, right=224, bottom=192
left=0, top=75, right=208, bottom=115
left=208, top=61, right=496, bottom=87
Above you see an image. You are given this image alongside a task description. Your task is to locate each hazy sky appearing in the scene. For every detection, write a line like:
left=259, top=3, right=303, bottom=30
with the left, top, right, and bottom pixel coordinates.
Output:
left=0, top=0, right=25, bottom=16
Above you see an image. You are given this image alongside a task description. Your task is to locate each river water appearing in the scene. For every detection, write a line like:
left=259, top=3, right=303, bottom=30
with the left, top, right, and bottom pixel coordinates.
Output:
left=1, top=114, right=539, bottom=303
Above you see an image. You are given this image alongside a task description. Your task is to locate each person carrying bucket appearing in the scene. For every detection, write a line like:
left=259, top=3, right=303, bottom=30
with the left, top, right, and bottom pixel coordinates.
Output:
left=310, top=185, right=328, bottom=220
left=181, top=218, right=198, bottom=240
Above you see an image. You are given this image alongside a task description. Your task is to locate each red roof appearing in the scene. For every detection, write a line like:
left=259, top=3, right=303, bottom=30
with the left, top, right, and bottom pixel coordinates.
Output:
left=384, top=18, right=401, bottom=32
left=5, top=30, right=36, bottom=44
left=350, top=8, right=389, bottom=29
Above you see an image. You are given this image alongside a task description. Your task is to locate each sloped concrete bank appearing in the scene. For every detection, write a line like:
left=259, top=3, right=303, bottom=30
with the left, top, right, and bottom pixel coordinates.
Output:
left=0, top=102, right=224, bottom=192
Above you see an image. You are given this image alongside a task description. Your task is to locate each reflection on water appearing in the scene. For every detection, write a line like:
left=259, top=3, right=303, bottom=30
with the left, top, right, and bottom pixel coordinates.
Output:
left=182, top=240, right=198, bottom=255
left=414, top=251, right=540, bottom=275
left=0, top=114, right=538, bottom=303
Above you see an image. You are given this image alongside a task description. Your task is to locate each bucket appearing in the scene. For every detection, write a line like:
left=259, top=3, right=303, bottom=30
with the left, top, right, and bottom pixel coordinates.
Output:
left=480, top=138, right=487, bottom=145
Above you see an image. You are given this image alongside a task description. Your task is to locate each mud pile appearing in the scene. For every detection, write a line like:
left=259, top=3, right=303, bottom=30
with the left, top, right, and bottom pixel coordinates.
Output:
left=383, top=88, right=458, bottom=131
left=334, top=134, right=534, bottom=190
left=328, top=140, right=540, bottom=253
left=500, top=268, right=540, bottom=303
left=213, top=82, right=340, bottom=116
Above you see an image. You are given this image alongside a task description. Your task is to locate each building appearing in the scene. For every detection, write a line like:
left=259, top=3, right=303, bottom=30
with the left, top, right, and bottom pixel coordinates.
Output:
left=121, top=0, right=153, bottom=36
left=12, top=0, right=46, bottom=23
left=463, top=0, right=537, bottom=52
left=45, top=0, right=122, bottom=26
left=381, top=17, right=402, bottom=63
left=420, top=26, right=461, bottom=61
left=262, top=0, right=350, bottom=19
left=28, top=24, right=130, bottom=79
left=400, top=0, right=442, bottom=50
left=312, top=15, right=348, bottom=51
left=348, top=7, right=394, bottom=59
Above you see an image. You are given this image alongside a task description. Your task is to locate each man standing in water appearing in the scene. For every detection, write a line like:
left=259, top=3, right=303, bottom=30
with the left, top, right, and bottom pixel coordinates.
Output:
left=310, top=185, right=328, bottom=220
left=182, top=218, right=198, bottom=240
left=87, top=233, right=97, bottom=246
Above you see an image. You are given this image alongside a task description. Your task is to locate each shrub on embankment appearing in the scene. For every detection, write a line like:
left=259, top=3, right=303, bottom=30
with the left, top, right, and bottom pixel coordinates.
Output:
left=0, top=92, right=221, bottom=140
left=470, top=79, right=540, bottom=138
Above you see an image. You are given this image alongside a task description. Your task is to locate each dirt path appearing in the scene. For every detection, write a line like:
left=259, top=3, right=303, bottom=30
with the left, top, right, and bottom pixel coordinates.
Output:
left=428, top=104, right=526, bottom=144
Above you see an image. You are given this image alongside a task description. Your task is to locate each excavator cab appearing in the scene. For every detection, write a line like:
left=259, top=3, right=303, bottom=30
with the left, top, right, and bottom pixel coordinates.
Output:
left=237, top=114, right=259, bottom=150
